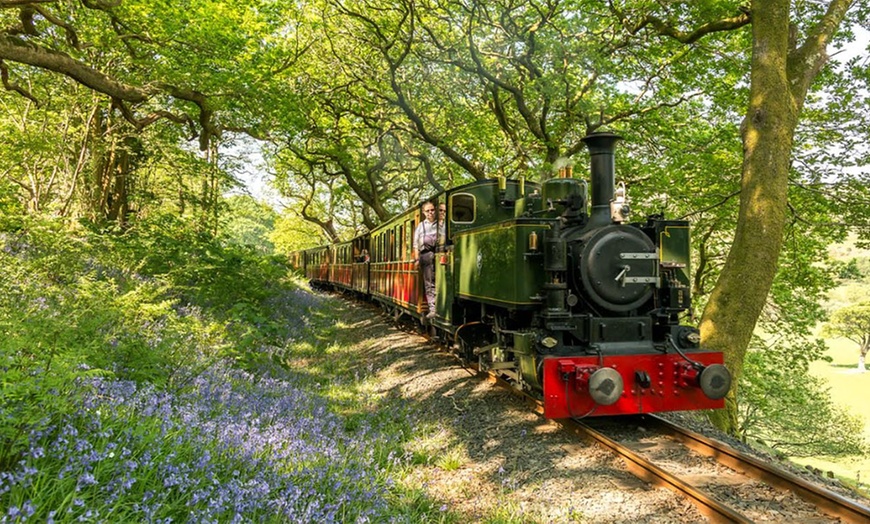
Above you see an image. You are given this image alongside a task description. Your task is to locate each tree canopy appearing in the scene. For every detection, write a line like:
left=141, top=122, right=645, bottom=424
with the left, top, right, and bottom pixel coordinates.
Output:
left=2, top=0, right=870, bottom=436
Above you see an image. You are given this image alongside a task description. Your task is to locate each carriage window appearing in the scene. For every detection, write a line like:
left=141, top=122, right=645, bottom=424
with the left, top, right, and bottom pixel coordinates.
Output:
left=400, top=223, right=406, bottom=260
left=405, top=221, right=413, bottom=259
left=397, top=226, right=402, bottom=260
left=451, top=193, right=475, bottom=223
left=397, top=226, right=404, bottom=260
left=384, top=231, right=390, bottom=261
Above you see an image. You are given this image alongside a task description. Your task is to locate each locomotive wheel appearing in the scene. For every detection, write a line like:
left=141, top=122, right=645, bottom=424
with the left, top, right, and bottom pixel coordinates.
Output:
left=454, top=321, right=491, bottom=362
left=453, top=338, right=473, bottom=361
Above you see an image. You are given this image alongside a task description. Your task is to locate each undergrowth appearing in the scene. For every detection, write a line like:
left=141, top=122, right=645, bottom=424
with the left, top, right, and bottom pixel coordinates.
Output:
left=0, top=213, right=454, bottom=522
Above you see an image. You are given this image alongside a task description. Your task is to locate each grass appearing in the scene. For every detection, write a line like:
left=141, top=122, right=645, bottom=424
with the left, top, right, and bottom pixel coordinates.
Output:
left=798, top=336, right=870, bottom=491
left=809, top=337, right=870, bottom=440
left=434, top=447, right=467, bottom=472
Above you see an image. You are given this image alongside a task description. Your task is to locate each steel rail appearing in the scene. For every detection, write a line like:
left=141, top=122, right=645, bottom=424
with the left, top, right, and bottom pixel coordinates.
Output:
left=557, top=418, right=753, bottom=524
left=420, top=314, right=870, bottom=522
left=480, top=373, right=752, bottom=523
left=648, top=415, right=870, bottom=524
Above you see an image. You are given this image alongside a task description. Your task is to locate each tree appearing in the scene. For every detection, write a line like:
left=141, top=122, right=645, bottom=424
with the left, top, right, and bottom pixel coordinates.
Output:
left=609, top=0, right=859, bottom=431
left=269, top=212, right=331, bottom=255
left=266, top=1, right=466, bottom=232
left=0, top=0, right=308, bottom=146
left=696, top=0, right=855, bottom=432
left=823, top=302, right=870, bottom=371
left=221, top=195, right=278, bottom=254
left=276, top=0, right=756, bottom=237
left=322, top=0, right=737, bottom=179
left=0, top=0, right=310, bottom=224
left=835, top=259, right=862, bottom=281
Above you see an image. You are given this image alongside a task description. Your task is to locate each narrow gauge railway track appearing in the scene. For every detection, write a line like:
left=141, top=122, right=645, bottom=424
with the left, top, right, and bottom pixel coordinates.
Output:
left=358, top=296, right=870, bottom=522
left=476, top=368, right=870, bottom=523
left=647, top=415, right=870, bottom=523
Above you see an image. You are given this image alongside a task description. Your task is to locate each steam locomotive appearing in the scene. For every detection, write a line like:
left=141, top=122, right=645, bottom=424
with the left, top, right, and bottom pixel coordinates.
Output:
left=292, top=133, right=731, bottom=418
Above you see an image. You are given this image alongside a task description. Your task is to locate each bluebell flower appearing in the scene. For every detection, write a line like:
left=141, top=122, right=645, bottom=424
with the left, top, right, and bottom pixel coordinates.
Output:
left=3, top=350, right=396, bottom=522
left=78, top=472, right=97, bottom=487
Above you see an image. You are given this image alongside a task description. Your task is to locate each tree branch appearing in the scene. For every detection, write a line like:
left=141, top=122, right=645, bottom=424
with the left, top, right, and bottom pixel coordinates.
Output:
left=787, top=0, right=853, bottom=111
left=0, top=35, right=150, bottom=102
left=0, top=0, right=58, bottom=7
left=32, top=4, right=81, bottom=48
left=0, top=58, right=38, bottom=104
left=679, top=190, right=742, bottom=221
left=609, top=2, right=751, bottom=44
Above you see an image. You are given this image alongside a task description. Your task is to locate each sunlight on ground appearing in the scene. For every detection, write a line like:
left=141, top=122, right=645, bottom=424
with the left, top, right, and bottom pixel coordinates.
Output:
left=803, top=336, right=870, bottom=490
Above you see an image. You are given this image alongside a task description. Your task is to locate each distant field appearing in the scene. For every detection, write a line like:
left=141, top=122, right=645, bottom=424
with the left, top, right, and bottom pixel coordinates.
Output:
left=798, top=336, right=870, bottom=489
left=787, top=240, right=870, bottom=490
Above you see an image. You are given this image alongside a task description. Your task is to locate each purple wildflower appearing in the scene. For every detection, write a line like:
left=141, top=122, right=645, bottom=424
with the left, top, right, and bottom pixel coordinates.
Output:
left=2, top=357, right=396, bottom=522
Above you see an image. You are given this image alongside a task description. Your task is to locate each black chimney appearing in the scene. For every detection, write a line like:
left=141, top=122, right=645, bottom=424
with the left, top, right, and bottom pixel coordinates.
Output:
left=581, top=132, right=622, bottom=227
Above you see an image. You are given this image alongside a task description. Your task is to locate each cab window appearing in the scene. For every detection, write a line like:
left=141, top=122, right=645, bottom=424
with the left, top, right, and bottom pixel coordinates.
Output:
left=451, top=193, right=475, bottom=224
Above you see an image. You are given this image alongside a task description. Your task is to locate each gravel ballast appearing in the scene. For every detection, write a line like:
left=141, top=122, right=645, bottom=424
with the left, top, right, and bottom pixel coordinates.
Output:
left=333, top=298, right=866, bottom=523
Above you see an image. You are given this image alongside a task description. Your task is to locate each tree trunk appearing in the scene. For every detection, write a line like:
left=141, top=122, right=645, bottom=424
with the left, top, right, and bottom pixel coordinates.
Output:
left=104, top=142, right=131, bottom=225
left=700, top=0, right=852, bottom=433
left=700, top=1, right=796, bottom=433
left=84, top=108, right=141, bottom=226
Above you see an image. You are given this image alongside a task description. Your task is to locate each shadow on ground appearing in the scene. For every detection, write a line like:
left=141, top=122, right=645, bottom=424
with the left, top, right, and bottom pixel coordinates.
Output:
left=286, top=288, right=701, bottom=523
